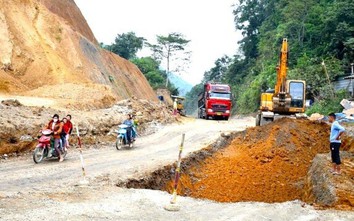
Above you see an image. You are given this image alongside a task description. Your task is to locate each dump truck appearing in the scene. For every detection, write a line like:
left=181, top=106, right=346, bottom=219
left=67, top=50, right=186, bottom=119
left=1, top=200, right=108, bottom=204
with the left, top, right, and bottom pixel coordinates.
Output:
left=171, top=95, right=186, bottom=116
left=256, top=38, right=306, bottom=126
left=198, top=82, right=232, bottom=120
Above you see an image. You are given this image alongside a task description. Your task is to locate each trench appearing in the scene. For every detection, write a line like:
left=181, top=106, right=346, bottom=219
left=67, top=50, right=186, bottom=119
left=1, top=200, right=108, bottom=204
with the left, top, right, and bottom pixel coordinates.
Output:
left=120, top=118, right=334, bottom=204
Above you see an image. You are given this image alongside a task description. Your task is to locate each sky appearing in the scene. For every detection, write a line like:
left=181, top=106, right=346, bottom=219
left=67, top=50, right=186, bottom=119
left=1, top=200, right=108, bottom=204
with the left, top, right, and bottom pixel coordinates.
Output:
left=74, top=0, right=242, bottom=85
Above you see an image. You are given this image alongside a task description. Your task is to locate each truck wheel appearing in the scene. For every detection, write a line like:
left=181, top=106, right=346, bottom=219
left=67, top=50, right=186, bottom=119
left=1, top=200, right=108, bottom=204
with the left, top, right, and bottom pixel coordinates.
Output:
left=256, top=113, right=261, bottom=126
left=260, top=117, right=273, bottom=126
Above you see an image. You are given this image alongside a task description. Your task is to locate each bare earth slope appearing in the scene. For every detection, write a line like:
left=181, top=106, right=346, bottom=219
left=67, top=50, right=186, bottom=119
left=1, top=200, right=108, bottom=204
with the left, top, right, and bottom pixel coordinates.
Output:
left=0, top=0, right=156, bottom=107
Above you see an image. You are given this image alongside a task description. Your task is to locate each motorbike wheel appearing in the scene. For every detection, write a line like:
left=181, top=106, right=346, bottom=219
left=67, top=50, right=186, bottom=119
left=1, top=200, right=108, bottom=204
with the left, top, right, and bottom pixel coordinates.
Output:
left=116, top=137, right=123, bottom=150
left=33, top=146, right=45, bottom=164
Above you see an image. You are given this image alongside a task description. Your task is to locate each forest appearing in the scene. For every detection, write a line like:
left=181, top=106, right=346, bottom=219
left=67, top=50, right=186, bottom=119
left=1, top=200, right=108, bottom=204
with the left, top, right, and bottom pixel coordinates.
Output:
left=185, top=0, right=354, bottom=115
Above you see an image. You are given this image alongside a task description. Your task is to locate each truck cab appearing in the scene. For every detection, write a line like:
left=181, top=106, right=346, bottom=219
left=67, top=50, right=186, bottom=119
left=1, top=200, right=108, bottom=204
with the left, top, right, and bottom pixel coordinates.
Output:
left=198, top=83, right=232, bottom=120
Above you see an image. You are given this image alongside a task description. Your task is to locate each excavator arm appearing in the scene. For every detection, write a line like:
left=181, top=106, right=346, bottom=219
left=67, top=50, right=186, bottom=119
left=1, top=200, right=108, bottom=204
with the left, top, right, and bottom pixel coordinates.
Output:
left=272, top=38, right=291, bottom=111
left=274, top=38, right=288, bottom=95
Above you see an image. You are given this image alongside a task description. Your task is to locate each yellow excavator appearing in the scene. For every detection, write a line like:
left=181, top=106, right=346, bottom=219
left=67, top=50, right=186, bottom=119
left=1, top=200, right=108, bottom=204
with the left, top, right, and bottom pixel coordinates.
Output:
left=256, top=38, right=306, bottom=126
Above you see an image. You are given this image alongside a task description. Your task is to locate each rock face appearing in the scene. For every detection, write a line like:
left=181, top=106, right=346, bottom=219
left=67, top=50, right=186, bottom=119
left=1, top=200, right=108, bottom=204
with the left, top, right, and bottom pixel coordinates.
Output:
left=0, top=0, right=157, bottom=104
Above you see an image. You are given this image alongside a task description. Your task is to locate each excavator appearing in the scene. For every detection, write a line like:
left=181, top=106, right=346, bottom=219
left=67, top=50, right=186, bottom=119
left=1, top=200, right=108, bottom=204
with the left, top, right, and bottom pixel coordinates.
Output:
left=256, top=38, right=306, bottom=126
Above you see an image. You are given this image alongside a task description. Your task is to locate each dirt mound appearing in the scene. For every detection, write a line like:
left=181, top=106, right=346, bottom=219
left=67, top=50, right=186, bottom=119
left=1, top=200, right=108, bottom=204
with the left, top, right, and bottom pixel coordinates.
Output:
left=123, top=118, right=354, bottom=210
left=167, top=118, right=332, bottom=203
left=1, top=99, right=22, bottom=107
left=0, top=98, right=175, bottom=155
left=0, top=0, right=157, bottom=105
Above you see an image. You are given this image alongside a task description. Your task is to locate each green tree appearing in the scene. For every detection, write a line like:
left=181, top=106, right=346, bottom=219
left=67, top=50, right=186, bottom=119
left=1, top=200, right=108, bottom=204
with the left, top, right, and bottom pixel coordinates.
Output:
left=109, top=32, right=145, bottom=60
left=203, top=56, right=232, bottom=82
left=148, top=32, right=191, bottom=87
left=131, top=56, right=179, bottom=94
left=131, top=57, right=164, bottom=89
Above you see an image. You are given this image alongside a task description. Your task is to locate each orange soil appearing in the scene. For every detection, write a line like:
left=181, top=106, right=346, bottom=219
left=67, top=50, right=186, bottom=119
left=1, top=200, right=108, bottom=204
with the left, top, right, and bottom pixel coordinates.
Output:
left=167, top=118, right=332, bottom=203
left=0, top=0, right=157, bottom=105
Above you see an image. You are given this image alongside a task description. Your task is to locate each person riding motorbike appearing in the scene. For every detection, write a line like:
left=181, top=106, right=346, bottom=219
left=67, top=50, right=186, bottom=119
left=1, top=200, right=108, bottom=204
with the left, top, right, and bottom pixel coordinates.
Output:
left=123, top=114, right=134, bottom=144
left=60, top=117, right=71, bottom=151
left=65, top=114, right=73, bottom=148
left=45, top=114, right=64, bottom=162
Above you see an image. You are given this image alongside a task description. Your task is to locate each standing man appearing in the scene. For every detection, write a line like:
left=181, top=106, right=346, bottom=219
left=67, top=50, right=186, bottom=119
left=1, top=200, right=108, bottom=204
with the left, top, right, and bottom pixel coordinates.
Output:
left=328, top=113, right=345, bottom=175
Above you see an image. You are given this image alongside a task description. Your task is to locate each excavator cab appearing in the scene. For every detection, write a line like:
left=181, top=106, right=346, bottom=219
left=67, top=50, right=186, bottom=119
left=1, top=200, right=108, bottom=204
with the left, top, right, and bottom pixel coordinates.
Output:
left=287, top=80, right=306, bottom=112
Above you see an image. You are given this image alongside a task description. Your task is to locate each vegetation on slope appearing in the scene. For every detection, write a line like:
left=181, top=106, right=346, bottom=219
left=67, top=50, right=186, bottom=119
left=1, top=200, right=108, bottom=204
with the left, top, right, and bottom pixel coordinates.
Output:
left=186, top=0, right=354, bottom=115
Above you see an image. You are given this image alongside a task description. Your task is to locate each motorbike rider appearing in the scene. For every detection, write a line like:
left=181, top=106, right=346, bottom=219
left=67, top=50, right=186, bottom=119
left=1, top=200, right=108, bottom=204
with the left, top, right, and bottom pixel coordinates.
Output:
left=45, top=114, right=64, bottom=162
left=123, top=114, right=134, bottom=144
left=65, top=115, right=73, bottom=143
left=60, top=117, right=70, bottom=151
left=61, top=114, right=73, bottom=151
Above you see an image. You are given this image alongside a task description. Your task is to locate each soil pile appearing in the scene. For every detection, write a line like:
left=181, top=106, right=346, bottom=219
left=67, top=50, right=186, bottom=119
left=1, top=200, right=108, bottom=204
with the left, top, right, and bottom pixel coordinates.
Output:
left=165, top=118, right=330, bottom=203
left=124, top=118, right=354, bottom=210
left=0, top=0, right=157, bottom=105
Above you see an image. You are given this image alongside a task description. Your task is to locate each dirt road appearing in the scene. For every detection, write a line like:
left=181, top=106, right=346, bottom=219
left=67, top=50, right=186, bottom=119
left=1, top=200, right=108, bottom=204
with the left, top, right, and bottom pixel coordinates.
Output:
left=0, top=118, right=253, bottom=195
left=1, top=117, right=354, bottom=220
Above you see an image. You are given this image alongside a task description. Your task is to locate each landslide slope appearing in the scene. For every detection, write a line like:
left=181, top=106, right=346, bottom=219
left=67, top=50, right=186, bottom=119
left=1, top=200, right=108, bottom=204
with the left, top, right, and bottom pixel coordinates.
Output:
left=0, top=0, right=157, bottom=107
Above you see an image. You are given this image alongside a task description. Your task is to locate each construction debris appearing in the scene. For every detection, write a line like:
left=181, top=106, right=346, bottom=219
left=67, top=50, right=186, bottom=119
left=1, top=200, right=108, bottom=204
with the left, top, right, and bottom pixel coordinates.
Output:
left=340, top=99, right=354, bottom=110
left=0, top=99, right=175, bottom=155
left=309, top=113, right=324, bottom=121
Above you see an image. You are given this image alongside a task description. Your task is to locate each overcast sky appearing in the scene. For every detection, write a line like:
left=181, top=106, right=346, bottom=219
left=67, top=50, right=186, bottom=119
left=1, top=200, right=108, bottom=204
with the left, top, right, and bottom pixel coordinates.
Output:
left=74, top=0, right=242, bottom=85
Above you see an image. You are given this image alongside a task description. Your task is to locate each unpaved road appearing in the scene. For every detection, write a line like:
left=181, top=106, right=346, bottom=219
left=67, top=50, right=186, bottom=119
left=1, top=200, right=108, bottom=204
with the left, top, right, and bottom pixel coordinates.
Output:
left=0, top=118, right=253, bottom=194
left=1, top=117, right=354, bottom=220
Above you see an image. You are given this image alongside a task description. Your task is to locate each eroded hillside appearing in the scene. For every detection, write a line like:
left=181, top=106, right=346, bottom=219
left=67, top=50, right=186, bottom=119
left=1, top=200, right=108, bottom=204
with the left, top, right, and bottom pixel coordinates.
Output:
left=0, top=0, right=157, bottom=108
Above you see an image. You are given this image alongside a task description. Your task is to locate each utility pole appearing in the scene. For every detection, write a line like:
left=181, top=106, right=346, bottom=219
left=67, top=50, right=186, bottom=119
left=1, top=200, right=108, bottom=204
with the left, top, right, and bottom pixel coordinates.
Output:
left=321, top=60, right=335, bottom=99
left=351, top=63, right=354, bottom=97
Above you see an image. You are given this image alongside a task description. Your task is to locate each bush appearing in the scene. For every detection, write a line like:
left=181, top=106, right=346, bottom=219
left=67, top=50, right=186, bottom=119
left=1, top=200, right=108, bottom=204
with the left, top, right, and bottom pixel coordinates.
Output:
left=306, top=90, right=349, bottom=115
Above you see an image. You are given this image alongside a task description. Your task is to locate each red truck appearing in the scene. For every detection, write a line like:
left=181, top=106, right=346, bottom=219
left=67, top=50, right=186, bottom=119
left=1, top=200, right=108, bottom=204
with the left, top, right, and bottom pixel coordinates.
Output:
left=198, top=82, right=232, bottom=120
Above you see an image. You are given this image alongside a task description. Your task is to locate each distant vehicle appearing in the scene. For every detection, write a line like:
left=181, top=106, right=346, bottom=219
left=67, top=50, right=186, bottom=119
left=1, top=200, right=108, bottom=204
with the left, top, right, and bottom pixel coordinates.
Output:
left=171, top=95, right=186, bottom=116
left=198, top=82, right=232, bottom=120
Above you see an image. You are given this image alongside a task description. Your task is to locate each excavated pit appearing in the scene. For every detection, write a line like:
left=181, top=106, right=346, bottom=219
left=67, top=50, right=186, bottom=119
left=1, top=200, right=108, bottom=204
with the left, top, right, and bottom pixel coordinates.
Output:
left=122, top=118, right=354, bottom=209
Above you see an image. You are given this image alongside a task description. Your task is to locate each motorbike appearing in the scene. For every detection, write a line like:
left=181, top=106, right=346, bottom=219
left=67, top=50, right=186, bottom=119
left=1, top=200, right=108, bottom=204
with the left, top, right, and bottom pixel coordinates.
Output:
left=32, top=129, right=67, bottom=163
left=115, top=124, right=137, bottom=150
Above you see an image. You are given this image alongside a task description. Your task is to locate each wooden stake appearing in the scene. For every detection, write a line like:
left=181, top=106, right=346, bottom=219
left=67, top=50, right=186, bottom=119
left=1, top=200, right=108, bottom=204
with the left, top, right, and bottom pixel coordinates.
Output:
left=171, top=133, right=185, bottom=204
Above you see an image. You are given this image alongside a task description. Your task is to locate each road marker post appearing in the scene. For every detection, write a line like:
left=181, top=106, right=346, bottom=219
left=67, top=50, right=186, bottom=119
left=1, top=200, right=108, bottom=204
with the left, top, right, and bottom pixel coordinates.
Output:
left=164, top=133, right=185, bottom=212
left=76, top=125, right=89, bottom=186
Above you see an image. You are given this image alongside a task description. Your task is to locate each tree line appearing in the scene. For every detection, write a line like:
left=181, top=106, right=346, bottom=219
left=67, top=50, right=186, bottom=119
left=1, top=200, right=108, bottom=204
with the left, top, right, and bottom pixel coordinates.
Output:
left=101, top=32, right=190, bottom=95
left=185, top=0, right=354, bottom=115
